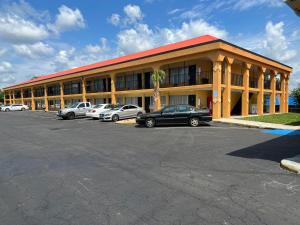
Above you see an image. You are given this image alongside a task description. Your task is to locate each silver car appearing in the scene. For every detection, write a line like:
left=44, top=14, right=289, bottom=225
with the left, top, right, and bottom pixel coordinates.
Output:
left=57, top=102, right=92, bottom=120
left=99, top=104, right=145, bottom=122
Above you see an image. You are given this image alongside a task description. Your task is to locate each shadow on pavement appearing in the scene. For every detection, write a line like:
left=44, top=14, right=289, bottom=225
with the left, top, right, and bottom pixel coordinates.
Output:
left=228, top=131, right=300, bottom=163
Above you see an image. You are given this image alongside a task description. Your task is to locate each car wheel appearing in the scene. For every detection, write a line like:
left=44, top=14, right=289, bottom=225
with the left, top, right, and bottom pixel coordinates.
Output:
left=145, top=118, right=155, bottom=128
left=137, top=111, right=143, bottom=117
left=112, top=114, right=119, bottom=122
left=5, top=108, right=9, bottom=112
left=93, top=117, right=98, bottom=120
left=21, top=108, right=25, bottom=111
left=67, top=112, right=75, bottom=120
left=189, top=117, right=199, bottom=127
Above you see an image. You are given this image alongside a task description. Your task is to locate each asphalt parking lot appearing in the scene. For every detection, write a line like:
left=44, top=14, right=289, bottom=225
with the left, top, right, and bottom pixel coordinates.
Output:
left=0, top=111, right=299, bottom=225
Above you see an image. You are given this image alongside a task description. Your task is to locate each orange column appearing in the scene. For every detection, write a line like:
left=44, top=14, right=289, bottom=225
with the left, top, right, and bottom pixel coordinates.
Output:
left=3, top=92, right=6, bottom=105
left=21, top=89, right=24, bottom=105
left=44, top=85, right=48, bottom=112
left=280, top=73, right=286, bottom=113
left=82, top=78, right=87, bottom=102
left=60, top=82, right=65, bottom=109
left=31, top=87, right=35, bottom=111
left=269, top=70, right=276, bottom=114
left=9, top=92, right=12, bottom=105
left=285, top=75, right=289, bottom=113
left=222, top=57, right=234, bottom=118
left=110, top=73, right=116, bottom=105
left=257, top=67, right=265, bottom=115
left=12, top=91, right=15, bottom=104
left=242, top=63, right=251, bottom=117
left=212, top=60, right=222, bottom=119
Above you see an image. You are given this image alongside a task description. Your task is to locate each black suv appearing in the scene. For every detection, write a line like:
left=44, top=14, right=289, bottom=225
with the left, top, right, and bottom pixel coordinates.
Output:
left=136, top=104, right=212, bottom=128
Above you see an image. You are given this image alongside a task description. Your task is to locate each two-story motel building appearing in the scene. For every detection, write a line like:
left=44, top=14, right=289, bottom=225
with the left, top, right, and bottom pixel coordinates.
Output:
left=3, top=35, right=292, bottom=119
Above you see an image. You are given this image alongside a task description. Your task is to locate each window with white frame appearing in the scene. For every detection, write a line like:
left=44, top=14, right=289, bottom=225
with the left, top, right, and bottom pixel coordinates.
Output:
left=125, top=97, right=138, bottom=105
left=95, top=98, right=105, bottom=105
left=169, top=67, right=189, bottom=85
left=117, top=97, right=123, bottom=104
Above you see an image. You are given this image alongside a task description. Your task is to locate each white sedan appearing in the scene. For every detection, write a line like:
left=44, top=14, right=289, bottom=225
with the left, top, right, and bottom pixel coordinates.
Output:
left=1, top=104, right=29, bottom=112
left=86, top=104, right=113, bottom=119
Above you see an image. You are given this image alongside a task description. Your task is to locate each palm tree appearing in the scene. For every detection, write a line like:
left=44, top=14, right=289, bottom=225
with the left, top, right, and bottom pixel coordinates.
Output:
left=151, top=69, right=166, bottom=111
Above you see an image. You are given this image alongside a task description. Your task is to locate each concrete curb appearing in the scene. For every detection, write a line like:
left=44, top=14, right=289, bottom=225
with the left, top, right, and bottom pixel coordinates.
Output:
left=214, top=119, right=300, bottom=130
left=115, top=119, right=136, bottom=125
left=281, top=156, right=300, bottom=174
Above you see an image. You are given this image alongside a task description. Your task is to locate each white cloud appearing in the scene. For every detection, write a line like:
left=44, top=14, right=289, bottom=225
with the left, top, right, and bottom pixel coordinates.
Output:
left=0, top=2, right=85, bottom=44
left=179, top=5, right=205, bottom=20
left=160, top=20, right=227, bottom=43
left=262, top=21, right=297, bottom=62
left=53, top=47, right=76, bottom=71
left=124, top=4, right=143, bottom=23
left=235, top=21, right=300, bottom=90
left=0, top=61, right=12, bottom=73
left=0, top=61, right=15, bottom=85
left=108, top=13, right=121, bottom=26
left=0, top=74, right=15, bottom=85
left=232, top=0, right=283, bottom=11
left=176, top=0, right=283, bottom=20
left=50, top=41, right=114, bottom=73
left=108, top=4, right=144, bottom=27
left=117, top=24, right=154, bottom=55
left=117, top=19, right=227, bottom=55
left=168, top=8, right=184, bottom=15
left=0, top=48, right=7, bottom=57
left=0, top=14, right=49, bottom=43
left=3, top=0, right=50, bottom=22
left=85, top=38, right=109, bottom=54
left=49, top=5, right=85, bottom=33
left=13, top=42, right=54, bottom=59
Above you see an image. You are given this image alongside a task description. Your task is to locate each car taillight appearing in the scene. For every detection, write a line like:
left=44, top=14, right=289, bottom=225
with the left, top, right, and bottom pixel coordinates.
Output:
left=92, top=110, right=96, bottom=113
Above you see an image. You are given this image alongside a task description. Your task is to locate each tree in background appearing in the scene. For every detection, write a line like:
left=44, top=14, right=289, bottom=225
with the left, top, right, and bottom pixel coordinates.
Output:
left=0, top=89, right=4, bottom=104
left=151, top=69, right=166, bottom=111
left=291, top=85, right=300, bottom=106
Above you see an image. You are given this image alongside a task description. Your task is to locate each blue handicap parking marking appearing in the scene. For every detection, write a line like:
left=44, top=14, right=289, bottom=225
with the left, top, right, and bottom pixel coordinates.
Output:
left=262, top=129, right=300, bottom=136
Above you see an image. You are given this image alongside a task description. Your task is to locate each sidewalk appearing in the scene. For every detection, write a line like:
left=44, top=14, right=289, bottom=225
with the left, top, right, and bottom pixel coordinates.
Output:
left=214, top=118, right=300, bottom=130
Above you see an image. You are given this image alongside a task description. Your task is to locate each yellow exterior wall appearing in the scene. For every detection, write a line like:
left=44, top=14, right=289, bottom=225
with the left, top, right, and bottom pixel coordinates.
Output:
left=231, top=63, right=243, bottom=75
left=198, top=90, right=210, bottom=108
left=3, top=42, right=292, bottom=118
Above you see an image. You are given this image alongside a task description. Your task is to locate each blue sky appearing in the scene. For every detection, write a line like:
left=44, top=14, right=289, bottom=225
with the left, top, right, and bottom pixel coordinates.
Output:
left=0, top=0, right=299, bottom=89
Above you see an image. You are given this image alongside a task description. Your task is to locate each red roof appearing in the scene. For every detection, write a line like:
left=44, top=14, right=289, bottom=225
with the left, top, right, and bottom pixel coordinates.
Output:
left=7, top=35, right=219, bottom=89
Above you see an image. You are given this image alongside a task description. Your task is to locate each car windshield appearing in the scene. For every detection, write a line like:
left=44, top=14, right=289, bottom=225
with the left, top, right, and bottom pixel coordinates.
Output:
left=94, top=104, right=104, bottom=109
left=111, top=105, right=123, bottom=110
left=66, top=103, right=79, bottom=108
